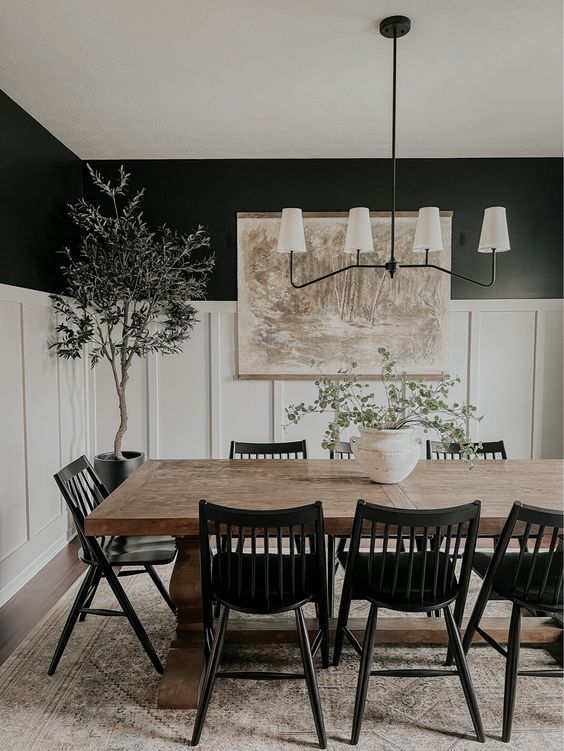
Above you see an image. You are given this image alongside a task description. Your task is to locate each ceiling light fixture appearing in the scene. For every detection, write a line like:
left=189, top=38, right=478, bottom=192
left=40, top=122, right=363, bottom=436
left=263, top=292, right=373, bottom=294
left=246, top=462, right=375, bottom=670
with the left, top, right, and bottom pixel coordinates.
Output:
left=276, top=15, right=510, bottom=289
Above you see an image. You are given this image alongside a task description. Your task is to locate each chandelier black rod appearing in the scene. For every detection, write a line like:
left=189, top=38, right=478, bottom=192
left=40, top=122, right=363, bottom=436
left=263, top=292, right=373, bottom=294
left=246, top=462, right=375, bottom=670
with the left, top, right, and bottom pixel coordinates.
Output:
left=389, top=33, right=398, bottom=276
left=289, top=249, right=497, bottom=289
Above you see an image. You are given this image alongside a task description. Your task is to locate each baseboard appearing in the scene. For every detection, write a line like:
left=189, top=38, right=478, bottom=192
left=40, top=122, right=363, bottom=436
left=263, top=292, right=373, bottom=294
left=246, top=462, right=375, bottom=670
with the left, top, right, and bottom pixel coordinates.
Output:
left=0, top=530, right=77, bottom=608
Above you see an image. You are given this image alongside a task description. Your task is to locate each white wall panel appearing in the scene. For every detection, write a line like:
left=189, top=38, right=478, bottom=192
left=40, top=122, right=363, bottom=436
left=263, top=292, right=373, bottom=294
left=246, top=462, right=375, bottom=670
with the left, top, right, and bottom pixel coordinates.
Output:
left=157, top=313, right=211, bottom=459
left=58, top=355, right=88, bottom=467
left=22, top=303, right=62, bottom=535
left=540, top=309, right=564, bottom=458
left=282, top=380, right=332, bottom=459
left=0, top=286, right=83, bottom=607
left=219, top=312, right=272, bottom=458
left=0, top=301, right=28, bottom=563
left=477, top=310, right=536, bottom=458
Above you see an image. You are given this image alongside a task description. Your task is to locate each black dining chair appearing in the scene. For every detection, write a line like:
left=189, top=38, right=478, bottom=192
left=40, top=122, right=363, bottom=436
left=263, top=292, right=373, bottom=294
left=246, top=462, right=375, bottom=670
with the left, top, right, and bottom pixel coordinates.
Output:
left=327, top=442, right=353, bottom=616
left=191, top=500, right=329, bottom=748
left=328, top=441, right=353, bottom=460
left=426, top=439, right=507, bottom=460
left=462, top=502, right=563, bottom=743
left=49, top=455, right=176, bottom=676
left=334, top=499, right=484, bottom=745
left=229, top=439, right=307, bottom=459
left=219, top=439, right=310, bottom=617
left=427, top=438, right=508, bottom=560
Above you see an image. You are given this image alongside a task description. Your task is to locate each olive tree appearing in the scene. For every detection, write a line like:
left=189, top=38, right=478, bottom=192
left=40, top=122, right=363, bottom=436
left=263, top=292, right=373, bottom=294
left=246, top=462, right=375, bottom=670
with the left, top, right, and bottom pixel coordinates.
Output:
left=50, top=165, right=215, bottom=459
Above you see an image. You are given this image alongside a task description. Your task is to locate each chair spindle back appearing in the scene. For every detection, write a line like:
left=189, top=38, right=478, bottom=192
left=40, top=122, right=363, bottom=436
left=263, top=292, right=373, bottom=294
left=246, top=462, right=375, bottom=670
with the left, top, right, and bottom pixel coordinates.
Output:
left=199, top=501, right=326, bottom=614
left=229, top=440, right=307, bottom=459
left=485, top=502, right=563, bottom=610
left=344, top=500, right=481, bottom=610
left=54, top=455, right=109, bottom=561
left=426, top=439, right=507, bottom=460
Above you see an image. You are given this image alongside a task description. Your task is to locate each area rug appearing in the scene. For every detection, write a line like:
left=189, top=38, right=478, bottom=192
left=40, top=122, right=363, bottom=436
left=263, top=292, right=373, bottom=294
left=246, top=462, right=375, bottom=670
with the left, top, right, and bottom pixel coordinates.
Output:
left=0, top=563, right=561, bottom=750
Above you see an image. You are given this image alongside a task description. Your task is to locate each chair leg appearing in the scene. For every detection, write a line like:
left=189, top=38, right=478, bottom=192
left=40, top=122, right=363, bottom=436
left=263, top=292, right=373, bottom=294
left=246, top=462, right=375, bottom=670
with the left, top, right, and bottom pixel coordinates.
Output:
left=317, top=588, right=330, bottom=669
left=327, top=535, right=336, bottom=618
left=502, top=603, right=521, bottom=743
left=351, top=603, right=378, bottom=745
left=191, top=604, right=230, bottom=747
left=295, top=607, right=327, bottom=749
left=78, top=567, right=101, bottom=621
left=462, top=577, right=494, bottom=656
left=145, top=564, right=176, bottom=613
left=333, top=586, right=352, bottom=667
left=444, top=605, right=485, bottom=743
left=48, top=567, right=96, bottom=675
left=100, top=559, right=164, bottom=674
left=446, top=561, right=473, bottom=666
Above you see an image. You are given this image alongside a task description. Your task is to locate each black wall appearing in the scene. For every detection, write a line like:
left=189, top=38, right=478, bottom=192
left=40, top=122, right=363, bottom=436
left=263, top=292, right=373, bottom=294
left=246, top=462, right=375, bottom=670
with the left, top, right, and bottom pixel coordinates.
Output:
left=84, top=158, right=563, bottom=300
left=0, top=90, right=82, bottom=292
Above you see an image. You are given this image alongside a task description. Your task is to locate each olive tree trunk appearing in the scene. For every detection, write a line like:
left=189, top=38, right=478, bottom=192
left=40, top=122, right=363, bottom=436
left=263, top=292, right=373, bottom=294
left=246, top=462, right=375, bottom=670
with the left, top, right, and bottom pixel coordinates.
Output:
left=112, top=367, right=129, bottom=460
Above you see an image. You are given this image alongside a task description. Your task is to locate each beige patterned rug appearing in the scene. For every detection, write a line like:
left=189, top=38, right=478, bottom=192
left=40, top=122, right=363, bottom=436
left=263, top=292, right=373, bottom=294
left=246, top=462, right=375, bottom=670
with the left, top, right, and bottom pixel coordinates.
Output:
left=0, top=563, right=561, bottom=750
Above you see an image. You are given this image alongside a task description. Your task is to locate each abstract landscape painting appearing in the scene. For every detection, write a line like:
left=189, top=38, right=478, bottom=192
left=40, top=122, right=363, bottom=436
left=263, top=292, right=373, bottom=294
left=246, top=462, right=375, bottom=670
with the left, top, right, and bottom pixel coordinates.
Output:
left=237, top=212, right=452, bottom=378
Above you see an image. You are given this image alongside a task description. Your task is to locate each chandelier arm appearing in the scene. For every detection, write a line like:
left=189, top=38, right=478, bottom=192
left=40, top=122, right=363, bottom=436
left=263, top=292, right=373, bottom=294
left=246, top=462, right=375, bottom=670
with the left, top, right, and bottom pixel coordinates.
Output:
left=401, top=250, right=498, bottom=287
left=289, top=251, right=386, bottom=289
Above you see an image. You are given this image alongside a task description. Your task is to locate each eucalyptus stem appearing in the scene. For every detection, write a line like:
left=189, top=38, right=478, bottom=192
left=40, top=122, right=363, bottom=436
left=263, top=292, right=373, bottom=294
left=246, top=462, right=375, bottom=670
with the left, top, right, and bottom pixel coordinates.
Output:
left=285, top=348, right=482, bottom=463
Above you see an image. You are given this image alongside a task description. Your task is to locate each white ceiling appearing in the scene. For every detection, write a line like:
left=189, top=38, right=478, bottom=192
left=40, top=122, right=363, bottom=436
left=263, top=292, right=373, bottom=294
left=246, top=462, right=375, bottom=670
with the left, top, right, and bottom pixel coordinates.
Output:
left=1, top=0, right=562, bottom=159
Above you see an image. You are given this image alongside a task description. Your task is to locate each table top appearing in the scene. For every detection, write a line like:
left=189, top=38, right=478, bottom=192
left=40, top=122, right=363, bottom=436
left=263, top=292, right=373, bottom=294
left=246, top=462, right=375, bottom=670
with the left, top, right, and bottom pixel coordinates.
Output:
left=85, top=458, right=563, bottom=537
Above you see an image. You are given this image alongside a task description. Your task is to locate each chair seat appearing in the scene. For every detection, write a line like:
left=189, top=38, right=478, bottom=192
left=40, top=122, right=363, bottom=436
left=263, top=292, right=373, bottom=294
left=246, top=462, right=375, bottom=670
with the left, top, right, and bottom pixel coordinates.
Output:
left=338, top=550, right=458, bottom=611
left=472, top=551, right=563, bottom=611
left=80, top=535, right=176, bottom=565
left=212, top=553, right=319, bottom=613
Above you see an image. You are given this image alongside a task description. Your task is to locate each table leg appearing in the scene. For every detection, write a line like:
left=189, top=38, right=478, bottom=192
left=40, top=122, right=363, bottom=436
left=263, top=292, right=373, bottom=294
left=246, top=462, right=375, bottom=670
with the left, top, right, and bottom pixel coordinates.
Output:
left=157, top=536, right=205, bottom=709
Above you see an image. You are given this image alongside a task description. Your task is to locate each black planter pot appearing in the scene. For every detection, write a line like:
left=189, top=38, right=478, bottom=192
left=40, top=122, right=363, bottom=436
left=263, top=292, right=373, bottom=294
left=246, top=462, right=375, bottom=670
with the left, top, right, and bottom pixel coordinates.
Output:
left=94, top=450, right=145, bottom=493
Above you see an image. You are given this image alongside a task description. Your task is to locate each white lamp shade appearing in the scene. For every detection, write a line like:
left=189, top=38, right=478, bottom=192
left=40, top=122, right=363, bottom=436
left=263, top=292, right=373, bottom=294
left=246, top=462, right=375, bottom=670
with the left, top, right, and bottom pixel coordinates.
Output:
left=413, top=207, right=443, bottom=252
left=344, top=207, right=374, bottom=253
left=277, top=208, right=307, bottom=253
left=478, top=207, right=510, bottom=253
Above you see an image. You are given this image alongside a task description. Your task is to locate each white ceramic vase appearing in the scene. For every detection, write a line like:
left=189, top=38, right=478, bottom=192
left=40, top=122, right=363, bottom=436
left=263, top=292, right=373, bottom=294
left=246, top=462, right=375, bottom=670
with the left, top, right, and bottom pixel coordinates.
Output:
left=349, top=426, right=421, bottom=484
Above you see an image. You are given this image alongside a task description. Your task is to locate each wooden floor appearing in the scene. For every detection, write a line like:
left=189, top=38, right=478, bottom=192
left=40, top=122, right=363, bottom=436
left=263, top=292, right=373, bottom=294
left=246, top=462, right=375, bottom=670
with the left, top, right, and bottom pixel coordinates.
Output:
left=0, top=538, right=84, bottom=665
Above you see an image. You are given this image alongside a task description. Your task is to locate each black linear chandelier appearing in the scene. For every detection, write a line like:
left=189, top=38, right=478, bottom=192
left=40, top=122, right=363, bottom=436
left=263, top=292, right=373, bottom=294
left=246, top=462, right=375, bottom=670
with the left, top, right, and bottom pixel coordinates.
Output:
left=276, top=15, right=510, bottom=290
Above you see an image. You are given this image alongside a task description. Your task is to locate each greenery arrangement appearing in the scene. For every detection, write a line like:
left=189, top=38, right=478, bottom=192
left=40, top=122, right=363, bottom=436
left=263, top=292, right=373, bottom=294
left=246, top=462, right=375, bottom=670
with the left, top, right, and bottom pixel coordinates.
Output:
left=50, top=165, right=215, bottom=459
left=286, top=348, right=482, bottom=462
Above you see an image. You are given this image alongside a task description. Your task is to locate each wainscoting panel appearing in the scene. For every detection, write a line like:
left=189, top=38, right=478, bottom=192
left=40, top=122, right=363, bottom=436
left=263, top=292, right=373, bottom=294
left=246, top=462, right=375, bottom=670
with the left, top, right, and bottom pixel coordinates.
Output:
left=0, top=283, right=562, bottom=606
left=477, top=310, right=537, bottom=459
left=0, top=300, right=28, bottom=565
left=219, top=311, right=273, bottom=458
left=22, top=303, right=62, bottom=536
left=157, top=312, right=211, bottom=460
left=0, top=285, right=86, bottom=607
left=106, top=298, right=561, bottom=465
left=540, top=309, right=564, bottom=458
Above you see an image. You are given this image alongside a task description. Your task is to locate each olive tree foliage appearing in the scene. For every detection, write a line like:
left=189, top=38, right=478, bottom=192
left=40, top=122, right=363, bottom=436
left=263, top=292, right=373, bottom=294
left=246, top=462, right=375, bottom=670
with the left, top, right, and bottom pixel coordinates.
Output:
left=50, top=165, right=215, bottom=459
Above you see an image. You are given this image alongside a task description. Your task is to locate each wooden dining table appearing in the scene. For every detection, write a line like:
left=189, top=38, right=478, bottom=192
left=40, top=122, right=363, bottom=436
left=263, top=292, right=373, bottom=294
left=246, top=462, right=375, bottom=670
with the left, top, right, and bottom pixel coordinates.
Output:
left=85, top=458, right=563, bottom=708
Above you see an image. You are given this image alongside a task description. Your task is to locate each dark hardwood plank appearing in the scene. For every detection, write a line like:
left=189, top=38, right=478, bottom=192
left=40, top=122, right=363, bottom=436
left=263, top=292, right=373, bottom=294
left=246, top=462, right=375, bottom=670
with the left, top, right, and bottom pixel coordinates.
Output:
left=0, top=538, right=83, bottom=665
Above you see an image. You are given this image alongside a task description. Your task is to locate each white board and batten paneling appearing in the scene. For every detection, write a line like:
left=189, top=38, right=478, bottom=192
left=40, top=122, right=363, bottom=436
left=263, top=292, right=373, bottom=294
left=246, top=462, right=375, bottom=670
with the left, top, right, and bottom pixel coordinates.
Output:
left=0, top=282, right=562, bottom=606
left=119, top=298, right=563, bottom=463
left=0, top=284, right=88, bottom=607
